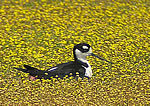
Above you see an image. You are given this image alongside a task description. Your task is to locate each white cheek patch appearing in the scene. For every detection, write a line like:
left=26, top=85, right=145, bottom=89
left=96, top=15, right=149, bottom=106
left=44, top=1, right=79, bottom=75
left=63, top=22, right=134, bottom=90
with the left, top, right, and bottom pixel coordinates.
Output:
left=82, top=46, right=88, bottom=49
left=75, top=48, right=93, bottom=63
left=75, top=49, right=82, bottom=55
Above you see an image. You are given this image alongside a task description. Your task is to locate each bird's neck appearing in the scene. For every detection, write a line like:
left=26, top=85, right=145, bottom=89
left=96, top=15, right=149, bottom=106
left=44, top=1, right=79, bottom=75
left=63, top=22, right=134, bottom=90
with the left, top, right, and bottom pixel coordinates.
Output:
left=74, top=53, right=87, bottom=63
left=77, top=57, right=88, bottom=63
left=75, top=59, right=89, bottom=68
left=74, top=55, right=90, bottom=67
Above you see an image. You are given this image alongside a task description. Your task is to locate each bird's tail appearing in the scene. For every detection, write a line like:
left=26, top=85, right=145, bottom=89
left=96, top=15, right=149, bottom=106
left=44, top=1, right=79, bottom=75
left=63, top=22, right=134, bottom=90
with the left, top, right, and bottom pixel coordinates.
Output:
left=14, top=67, right=27, bottom=72
left=15, top=65, right=46, bottom=79
left=15, top=65, right=38, bottom=73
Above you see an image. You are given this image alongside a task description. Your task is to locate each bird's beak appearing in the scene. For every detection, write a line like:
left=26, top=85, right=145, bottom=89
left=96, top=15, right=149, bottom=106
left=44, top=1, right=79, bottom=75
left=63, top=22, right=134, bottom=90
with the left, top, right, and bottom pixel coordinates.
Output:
left=90, top=53, right=113, bottom=64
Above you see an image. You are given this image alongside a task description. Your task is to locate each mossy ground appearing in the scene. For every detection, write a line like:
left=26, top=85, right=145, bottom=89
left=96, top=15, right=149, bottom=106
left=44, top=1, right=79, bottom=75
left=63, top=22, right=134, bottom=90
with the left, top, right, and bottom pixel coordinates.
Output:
left=0, top=0, right=150, bottom=105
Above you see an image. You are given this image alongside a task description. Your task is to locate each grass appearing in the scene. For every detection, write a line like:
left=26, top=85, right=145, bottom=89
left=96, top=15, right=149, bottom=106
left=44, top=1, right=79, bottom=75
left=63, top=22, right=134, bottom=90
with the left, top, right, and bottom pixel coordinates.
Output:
left=0, top=0, right=150, bottom=105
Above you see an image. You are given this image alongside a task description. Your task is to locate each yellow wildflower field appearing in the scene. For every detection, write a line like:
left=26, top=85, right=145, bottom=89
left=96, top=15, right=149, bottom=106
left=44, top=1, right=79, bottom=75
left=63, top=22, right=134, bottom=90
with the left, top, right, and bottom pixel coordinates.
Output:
left=0, top=0, right=149, bottom=105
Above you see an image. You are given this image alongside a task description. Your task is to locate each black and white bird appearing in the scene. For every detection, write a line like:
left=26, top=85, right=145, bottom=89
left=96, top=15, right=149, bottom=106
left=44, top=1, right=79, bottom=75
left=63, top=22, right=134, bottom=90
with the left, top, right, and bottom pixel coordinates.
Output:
left=15, top=43, right=113, bottom=80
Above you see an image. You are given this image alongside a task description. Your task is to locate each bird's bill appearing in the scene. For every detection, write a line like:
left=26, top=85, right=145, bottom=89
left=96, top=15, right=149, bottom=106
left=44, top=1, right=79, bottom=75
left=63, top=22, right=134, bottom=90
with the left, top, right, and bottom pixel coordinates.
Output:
left=90, top=53, right=113, bottom=64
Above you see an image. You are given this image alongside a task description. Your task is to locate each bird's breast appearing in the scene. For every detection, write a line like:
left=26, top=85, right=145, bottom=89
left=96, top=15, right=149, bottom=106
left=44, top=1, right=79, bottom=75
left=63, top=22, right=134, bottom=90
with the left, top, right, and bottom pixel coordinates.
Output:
left=82, top=62, right=92, bottom=77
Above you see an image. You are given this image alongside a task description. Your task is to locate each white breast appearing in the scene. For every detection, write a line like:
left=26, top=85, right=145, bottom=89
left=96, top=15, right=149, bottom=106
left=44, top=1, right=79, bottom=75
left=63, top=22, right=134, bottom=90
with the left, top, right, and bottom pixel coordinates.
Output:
left=82, top=61, right=92, bottom=78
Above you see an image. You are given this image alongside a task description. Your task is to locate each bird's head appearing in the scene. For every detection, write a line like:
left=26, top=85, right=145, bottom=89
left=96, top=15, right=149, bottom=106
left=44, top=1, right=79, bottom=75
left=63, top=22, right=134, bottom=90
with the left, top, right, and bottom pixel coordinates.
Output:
left=73, top=43, right=113, bottom=64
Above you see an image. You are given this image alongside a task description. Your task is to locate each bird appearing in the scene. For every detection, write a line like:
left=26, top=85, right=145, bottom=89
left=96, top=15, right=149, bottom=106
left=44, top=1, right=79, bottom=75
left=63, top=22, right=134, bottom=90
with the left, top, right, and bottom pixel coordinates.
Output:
left=15, top=43, right=113, bottom=80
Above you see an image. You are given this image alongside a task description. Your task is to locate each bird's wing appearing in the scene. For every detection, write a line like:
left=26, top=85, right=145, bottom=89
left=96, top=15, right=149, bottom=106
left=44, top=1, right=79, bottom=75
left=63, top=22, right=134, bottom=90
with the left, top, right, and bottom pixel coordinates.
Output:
left=45, top=61, right=86, bottom=79
left=45, top=61, right=74, bottom=78
left=15, top=65, right=46, bottom=78
left=15, top=61, right=86, bottom=79
left=46, top=61, right=73, bottom=72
